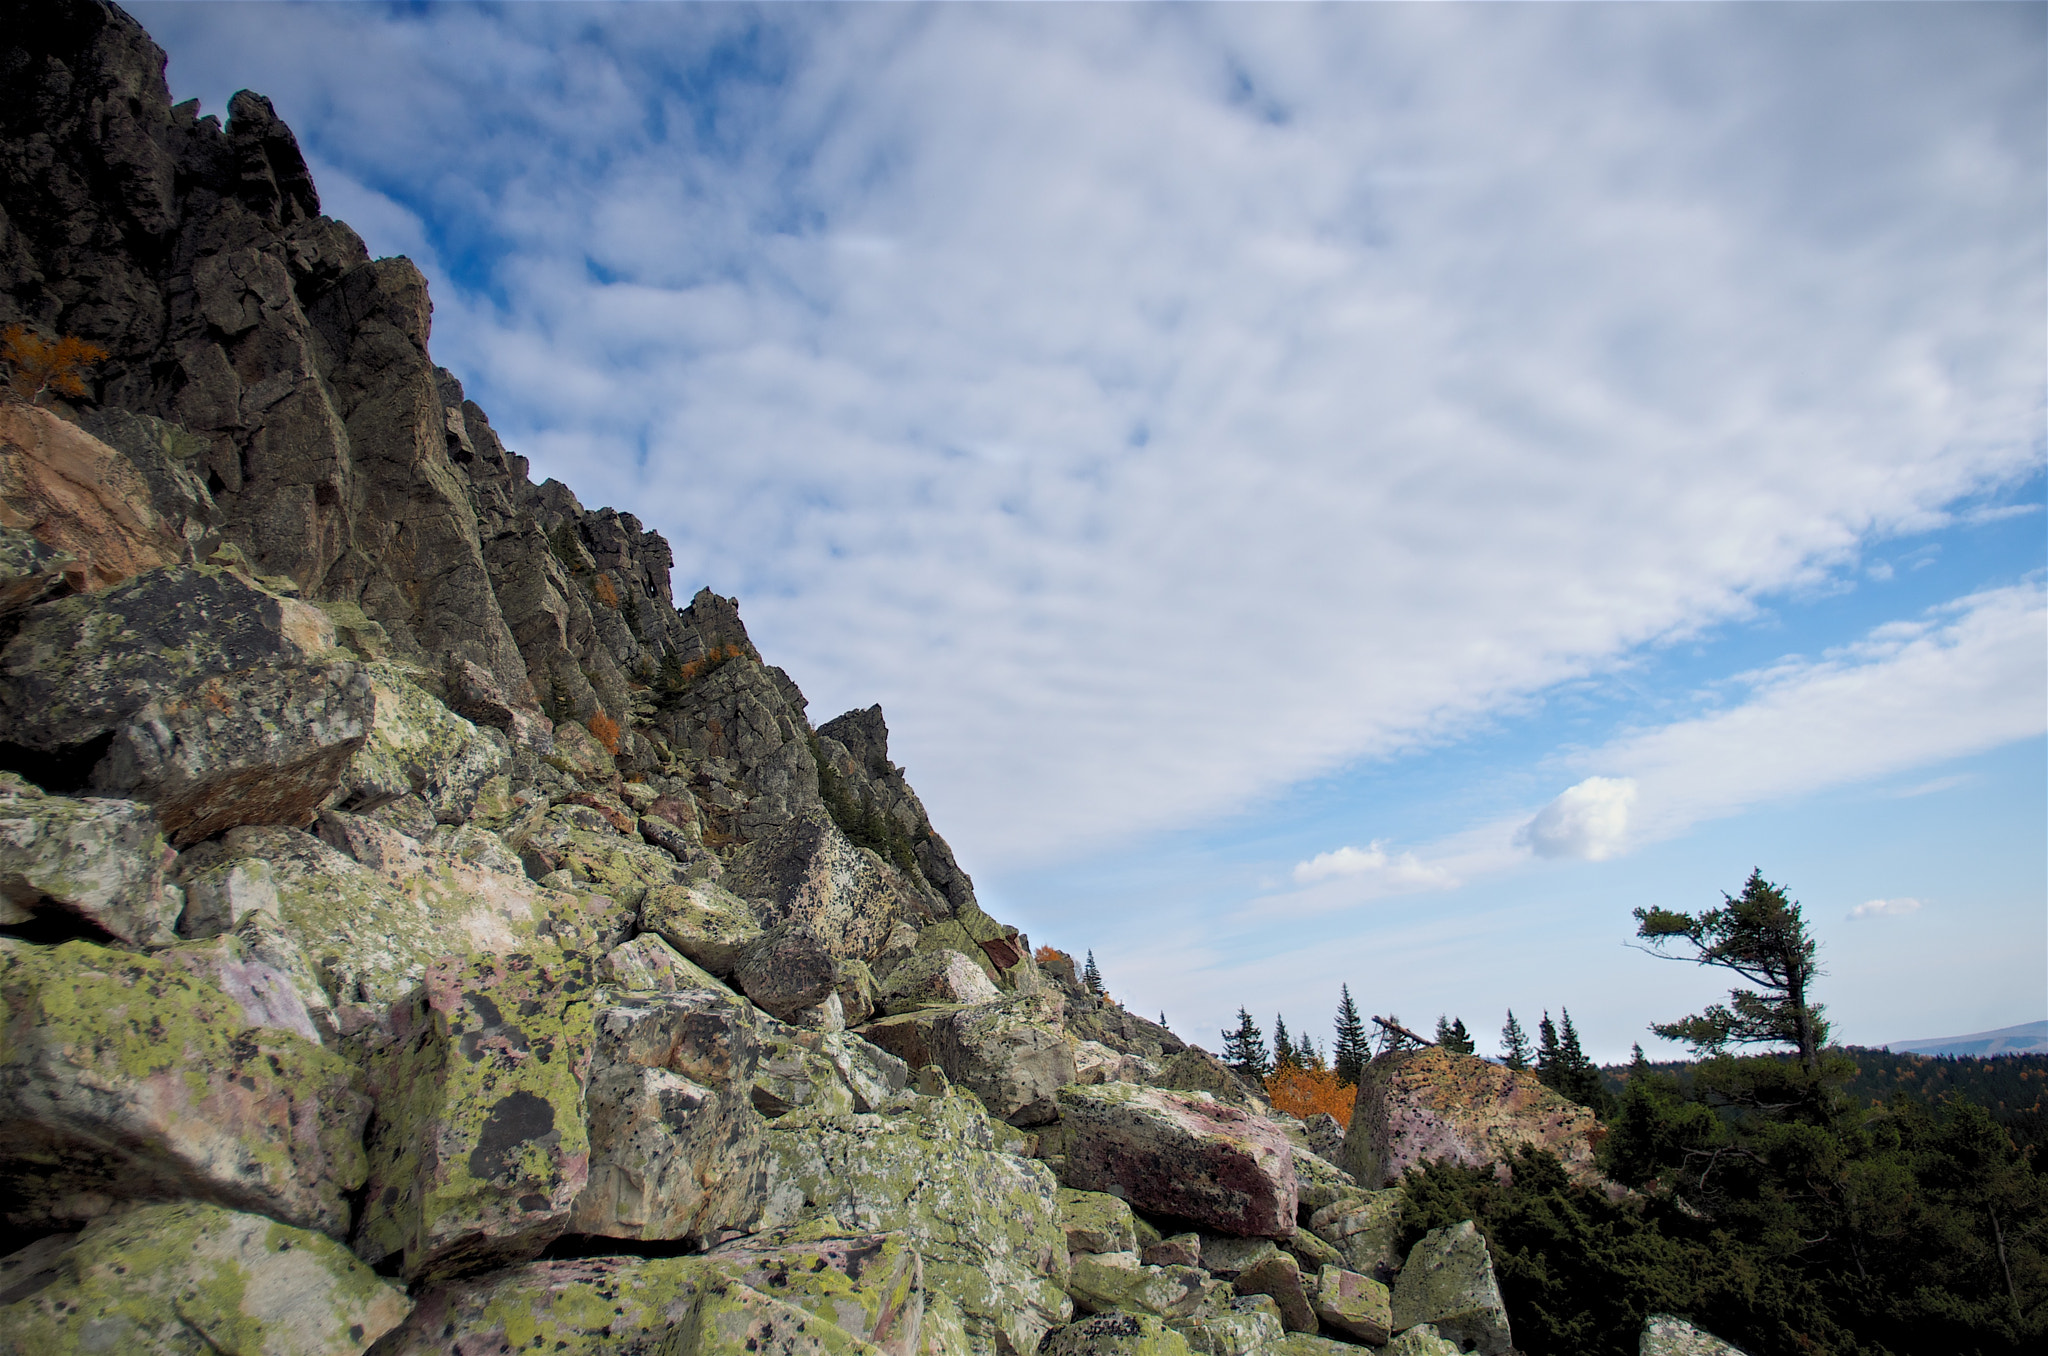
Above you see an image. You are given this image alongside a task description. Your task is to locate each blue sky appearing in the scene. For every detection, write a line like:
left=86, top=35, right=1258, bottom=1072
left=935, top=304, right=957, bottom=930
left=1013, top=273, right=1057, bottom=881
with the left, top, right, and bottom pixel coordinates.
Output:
left=133, top=1, right=2046, bottom=1062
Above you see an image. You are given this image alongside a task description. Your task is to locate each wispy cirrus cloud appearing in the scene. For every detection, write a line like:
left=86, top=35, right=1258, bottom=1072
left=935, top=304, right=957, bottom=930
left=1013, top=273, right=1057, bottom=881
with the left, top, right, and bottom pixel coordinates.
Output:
left=1849, top=897, right=1925, bottom=921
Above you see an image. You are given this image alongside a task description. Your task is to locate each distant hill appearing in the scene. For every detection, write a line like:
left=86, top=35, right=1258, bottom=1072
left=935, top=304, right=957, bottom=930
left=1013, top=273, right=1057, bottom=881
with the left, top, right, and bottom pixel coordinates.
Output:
left=1881, top=1019, right=2048, bottom=1057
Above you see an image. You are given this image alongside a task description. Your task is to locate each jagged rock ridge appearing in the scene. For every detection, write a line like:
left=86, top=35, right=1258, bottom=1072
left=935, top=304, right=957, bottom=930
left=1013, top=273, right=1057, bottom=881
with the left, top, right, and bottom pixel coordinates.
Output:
left=0, top=5, right=1727, bottom=1356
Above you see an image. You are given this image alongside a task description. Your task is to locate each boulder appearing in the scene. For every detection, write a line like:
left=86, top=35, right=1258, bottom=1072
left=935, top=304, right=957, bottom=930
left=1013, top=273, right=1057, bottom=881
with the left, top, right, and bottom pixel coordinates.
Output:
left=1075, top=1040, right=1155, bottom=1086
left=353, top=950, right=599, bottom=1282
left=723, top=815, right=924, bottom=961
left=1641, top=1314, right=1753, bottom=1356
left=0, top=937, right=368, bottom=1236
left=1151, top=1048, right=1268, bottom=1113
left=1231, top=1251, right=1315, bottom=1334
left=1171, top=1298, right=1284, bottom=1356
left=882, top=948, right=1002, bottom=1014
left=548, top=718, right=618, bottom=785
left=1388, top=1221, right=1512, bottom=1356
left=443, top=655, right=553, bottom=752
left=1192, top=1237, right=1276, bottom=1280
left=1270, top=1336, right=1368, bottom=1356
left=930, top=992, right=1076, bottom=1126
left=1055, top=1084, right=1299, bottom=1239
left=92, top=661, right=374, bottom=845
left=1059, top=1188, right=1139, bottom=1256
left=337, top=663, right=509, bottom=824
left=1302, top=1113, right=1345, bottom=1163
left=1383, top=1324, right=1461, bottom=1356
left=1341, top=1047, right=1601, bottom=1188
left=367, top=1254, right=708, bottom=1356
left=602, top=932, right=730, bottom=994
left=1283, top=1226, right=1343, bottom=1274
left=815, top=1029, right=913, bottom=1113
left=0, top=404, right=184, bottom=595
left=1067, top=1252, right=1208, bottom=1320
left=1290, top=1146, right=1359, bottom=1215
left=641, top=880, right=765, bottom=975
left=0, top=564, right=336, bottom=765
left=736, top=920, right=842, bottom=1022
left=700, top=1232, right=930, bottom=1356
left=759, top=1093, right=1072, bottom=1356
left=1309, top=1267, right=1392, bottom=1344
left=837, top=957, right=880, bottom=1025
left=177, top=854, right=282, bottom=939
left=753, top=1033, right=859, bottom=1120
left=571, top=989, right=767, bottom=1243
left=513, top=801, right=692, bottom=910
left=0, top=1200, right=409, bottom=1355
left=1041, top=1313, right=1192, bottom=1356
left=0, top=773, right=178, bottom=944
left=1307, top=1190, right=1406, bottom=1280
left=679, top=1272, right=891, bottom=1356
left=857, top=1006, right=962, bottom=1071
left=1142, top=1234, right=1201, bottom=1270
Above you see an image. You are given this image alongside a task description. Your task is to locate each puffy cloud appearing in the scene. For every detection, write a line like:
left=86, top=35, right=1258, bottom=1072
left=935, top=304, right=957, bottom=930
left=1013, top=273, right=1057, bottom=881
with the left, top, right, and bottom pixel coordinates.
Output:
left=1848, top=897, right=1925, bottom=921
left=1293, top=843, right=1456, bottom=889
left=1518, top=777, right=1638, bottom=861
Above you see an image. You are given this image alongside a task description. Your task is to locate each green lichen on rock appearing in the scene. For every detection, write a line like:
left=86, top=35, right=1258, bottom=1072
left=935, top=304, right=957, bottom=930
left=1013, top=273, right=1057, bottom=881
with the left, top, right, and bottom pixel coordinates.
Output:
left=1388, top=1221, right=1512, bottom=1356
left=341, top=661, right=509, bottom=823
left=0, top=1200, right=409, bottom=1355
left=354, top=950, right=599, bottom=1282
left=677, top=1274, right=886, bottom=1356
left=760, top=1092, right=1072, bottom=1356
left=1058, top=1189, right=1137, bottom=1256
left=0, top=938, right=368, bottom=1235
left=1040, top=1313, right=1193, bottom=1356
left=1382, top=1324, right=1461, bottom=1356
left=374, top=1255, right=708, bottom=1355
left=0, top=772, right=176, bottom=944
left=700, top=1233, right=925, bottom=1356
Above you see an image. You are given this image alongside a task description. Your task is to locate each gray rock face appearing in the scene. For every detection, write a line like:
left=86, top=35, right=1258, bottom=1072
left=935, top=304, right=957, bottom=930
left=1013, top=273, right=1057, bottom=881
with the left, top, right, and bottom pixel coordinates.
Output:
left=1308, top=1267, right=1392, bottom=1344
left=572, top=990, right=767, bottom=1244
left=92, top=660, right=373, bottom=845
left=640, top=880, right=764, bottom=976
left=816, top=704, right=979, bottom=916
left=723, top=814, right=927, bottom=963
left=0, top=772, right=177, bottom=944
left=883, top=947, right=1004, bottom=1014
left=1641, top=1314, right=1753, bottom=1356
left=1389, top=1221, right=1512, bottom=1356
left=930, top=992, right=1077, bottom=1126
left=1056, top=1084, right=1299, bottom=1240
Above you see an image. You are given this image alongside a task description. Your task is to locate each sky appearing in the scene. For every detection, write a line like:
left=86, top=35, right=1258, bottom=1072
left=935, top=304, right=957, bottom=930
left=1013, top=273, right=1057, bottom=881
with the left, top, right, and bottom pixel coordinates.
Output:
left=131, top=1, right=2046, bottom=1063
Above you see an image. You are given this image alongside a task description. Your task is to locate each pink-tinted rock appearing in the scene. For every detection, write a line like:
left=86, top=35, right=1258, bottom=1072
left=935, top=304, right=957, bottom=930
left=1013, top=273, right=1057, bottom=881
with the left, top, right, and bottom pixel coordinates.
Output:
left=1339, top=1047, right=1602, bottom=1188
left=353, top=950, right=599, bottom=1282
left=1310, top=1266, right=1393, bottom=1344
left=1055, top=1084, right=1298, bottom=1239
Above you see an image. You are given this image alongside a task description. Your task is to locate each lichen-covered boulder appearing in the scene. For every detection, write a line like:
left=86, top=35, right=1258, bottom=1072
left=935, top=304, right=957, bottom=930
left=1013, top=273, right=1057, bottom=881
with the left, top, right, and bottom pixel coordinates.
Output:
left=92, top=661, right=374, bottom=846
left=1231, top=1251, right=1315, bottom=1334
left=1289, top=1146, right=1359, bottom=1216
left=178, top=854, right=282, bottom=939
left=0, top=937, right=369, bottom=1236
left=679, top=1273, right=887, bottom=1356
left=367, top=1254, right=707, bottom=1355
left=1341, top=1047, right=1601, bottom=1188
left=856, top=1006, right=961, bottom=1071
left=1383, top=1324, right=1460, bottom=1356
left=0, top=773, right=177, bottom=945
left=642, top=880, right=766, bottom=975
left=1192, top=1237, right=1275, bottom=1280
left=1055, top=1084, right=1299, bottom=1240
left=1302, top=1113, right=1345, bottom=1163
left=603, top=932, right=731, bottom=994
left=1074, top=1041, right=1155, bottom=1087
left=881, top=948, right=1002, bottom=1014
left=1150, top=1049, right=1268, bottom=1114
left=0, top=1200, right=409, bottom=1355
left=204, top=822, right=630, bottom=1008
left=1641, top=1314, right=1753, bottom=1356
left=1067, top=1253, right=1208, bottom=1321
left=1309, top=1267, right=1391, bottom=1344
left=354, top=950, right=599, bottom=1282
left=759, top=1092, right=1073, bottom=1356
left=754, top=1023, right=862, bottom=1120
left=548, top=718, right=618, bottom=785
left=571, top=989, right=767, bottom=1243
left=931, top=993, right=1076, bottom=1126
left=513, top=801, right=691, bottom=910
left=737, top=919, right=843, bottom=1023
left=1388, top=1221, right=1511, bottom=1356
left=1170, top=1298, right=1283, bottom=1356
left=1307, top=1189, right=1406, bottom=1280
left=337, top=662, right=509, bottom=824
left=814, top=1029, right=913, bottom=1113
left=1142, top=1235, right=1201, bottom=1269
left=1059, top=1188, right=1138, bottom=1256
left=0, top=564, right=337, bottom=759
left=724, top=815, right=926, bottom=962
left=1040, top=1313, right=1192, bottom=1356
left=701, top=1233, right=929, bottom=1356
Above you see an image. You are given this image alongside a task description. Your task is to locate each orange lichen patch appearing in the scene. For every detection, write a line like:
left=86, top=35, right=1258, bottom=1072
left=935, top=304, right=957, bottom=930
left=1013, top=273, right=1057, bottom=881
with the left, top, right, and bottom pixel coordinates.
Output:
left=1267, top=1065, right=1356, bottom=1128
left=592, top=573, right=620, bottom=609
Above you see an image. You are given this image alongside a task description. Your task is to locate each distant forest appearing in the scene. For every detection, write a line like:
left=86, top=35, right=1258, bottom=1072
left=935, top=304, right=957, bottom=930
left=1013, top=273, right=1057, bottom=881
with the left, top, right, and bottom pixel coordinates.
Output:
left=1602, top=1048, right=2048, bottom=1165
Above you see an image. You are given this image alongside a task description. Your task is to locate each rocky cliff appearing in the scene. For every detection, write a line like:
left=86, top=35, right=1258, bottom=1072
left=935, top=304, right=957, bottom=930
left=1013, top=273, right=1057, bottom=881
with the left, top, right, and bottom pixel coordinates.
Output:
left=0, top=6, right=1614, bottom=1356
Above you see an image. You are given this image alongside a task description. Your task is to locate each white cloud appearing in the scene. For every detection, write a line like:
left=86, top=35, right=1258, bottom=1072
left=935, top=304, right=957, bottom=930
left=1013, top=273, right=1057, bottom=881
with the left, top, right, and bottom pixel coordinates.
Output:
left=131, top=4, right=2047, bottom=872
left=1293, top=843, right=1457, bottom=890
left=1517, top=777, right=1638, bottom=861
left=1849, top=897, right=1924, bottom=921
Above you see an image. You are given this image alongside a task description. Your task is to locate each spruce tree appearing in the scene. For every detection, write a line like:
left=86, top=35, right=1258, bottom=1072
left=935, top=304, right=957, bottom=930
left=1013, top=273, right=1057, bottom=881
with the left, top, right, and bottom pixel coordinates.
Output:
left=1445, top=1017, right=1476, bottom=1055
left=1333, top=985, right=1367, bottom=1085
left=1222, top=1008, right=1271, bottom=1080
left=1501, top=1010, right=1532, bottom=1070
left=1082, top=951, right=1104, bottom=996
left=1557, top=1009, right=1605, bottom=1108
left=1536, top=1011, right=1562, bottom=1089
left=1435, top=1014, right=1455, bottom=1047
left=1273, top=1015, right=1296, bottom=1070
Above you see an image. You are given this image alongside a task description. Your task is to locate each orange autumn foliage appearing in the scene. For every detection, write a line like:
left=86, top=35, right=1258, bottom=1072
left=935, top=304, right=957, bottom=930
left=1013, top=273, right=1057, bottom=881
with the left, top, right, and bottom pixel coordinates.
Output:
left=1265, top=1065, right=1355, bottom=1129
left=1034, top=944, right=1066, bottom=966
left=587, top=710, right=622, bottom=755
left=2, top=324, right=107, bottom=402
left=592, top=573, right=621, bottom=609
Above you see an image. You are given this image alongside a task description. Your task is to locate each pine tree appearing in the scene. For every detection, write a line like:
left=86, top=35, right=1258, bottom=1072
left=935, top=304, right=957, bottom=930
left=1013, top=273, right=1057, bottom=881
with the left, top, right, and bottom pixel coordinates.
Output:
left=1222, top=1008, right=1271, bottom=1080
left=1333, top=985, right=1367, bottom=1085
left=1298, top=1034, right=1327, bottom=1072
left=1272, top=1015, right=1297, bottom=1070
left=1082, top=951, right=1104, bottom=996
left=1536, top=1011, right=1562, bottom=1088
left=1557, top=1009, right=1603, bottom=1107
left=1445, top=1017, right=1476, bottom=1055
left=1501, top=1010, right=1532, bottom=1070
left=1159, top=1012, right=1169, bottom=1028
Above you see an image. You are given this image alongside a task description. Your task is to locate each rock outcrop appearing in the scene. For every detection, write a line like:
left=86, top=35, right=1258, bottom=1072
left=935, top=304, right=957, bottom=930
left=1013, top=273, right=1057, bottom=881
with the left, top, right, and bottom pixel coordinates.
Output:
left=1340, top=1046, right=1603, bottom=1189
